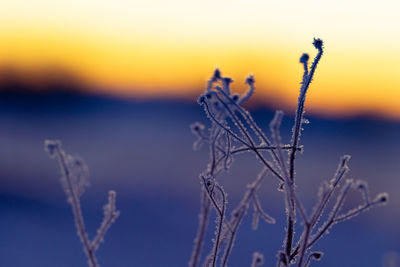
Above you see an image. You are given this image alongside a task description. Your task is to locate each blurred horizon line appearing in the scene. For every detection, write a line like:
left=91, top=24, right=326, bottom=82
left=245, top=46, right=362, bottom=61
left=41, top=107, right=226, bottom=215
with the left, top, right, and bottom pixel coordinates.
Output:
left=0, top=63, right=398, bottom=123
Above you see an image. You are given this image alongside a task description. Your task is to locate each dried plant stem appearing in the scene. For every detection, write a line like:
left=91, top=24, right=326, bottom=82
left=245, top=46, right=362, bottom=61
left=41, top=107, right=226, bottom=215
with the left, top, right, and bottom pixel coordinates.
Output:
left=203, top=100, right=284, bottom=183
left=45, top=140, right=119, bottom=267
left=210, top=185, right=227, bottom=267
left=283, top=40, right=323, bottom=260
left=220, top=171, right=269, bottom=267
left=189, top=190, right=212, bottom=267
left=201, top=170, right=269, bottom=267
left=296, top=223, right=311, bottom=267
left=53, top=145, right=99, bottom=267
left=190, top=38, right=388, bottom=267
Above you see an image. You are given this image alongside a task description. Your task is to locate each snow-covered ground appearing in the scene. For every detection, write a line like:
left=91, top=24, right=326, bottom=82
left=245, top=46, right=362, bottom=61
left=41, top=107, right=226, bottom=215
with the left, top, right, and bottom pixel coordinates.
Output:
left=0, top=91, right=398, bottom=266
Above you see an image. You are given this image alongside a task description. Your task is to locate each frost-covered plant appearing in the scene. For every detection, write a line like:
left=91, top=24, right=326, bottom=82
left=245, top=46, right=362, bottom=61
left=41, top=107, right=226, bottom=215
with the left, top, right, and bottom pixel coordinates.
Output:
left=189, top=39, right=388, bottom=267
left=45, top=140, right=119, bottom=267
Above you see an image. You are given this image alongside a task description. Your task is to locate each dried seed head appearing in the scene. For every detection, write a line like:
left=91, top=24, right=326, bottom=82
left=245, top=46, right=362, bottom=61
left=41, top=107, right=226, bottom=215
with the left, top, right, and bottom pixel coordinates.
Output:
left=252, top=252, right=264, bottom=266
left=223, top=77, right=233, bottom=84
left=311, top=251, right=323, bottom=260
left=300, top=53, right=309, bottom=64
left=245, top=74, right=255, bottom=85
left=232, top=94, right=240, bottom=102
left=313, top=38, right=323, bottom=50
left=190, top=122, right=204, bottom=133
left=355, top=180, right=368, bottom=192
left=45, top=140, right=61, bottom=157
left=197, top=94, right=206, bottom=104
left=212, top=68, right=221, bottom=81
left=375, top=192, right=389, bottom=204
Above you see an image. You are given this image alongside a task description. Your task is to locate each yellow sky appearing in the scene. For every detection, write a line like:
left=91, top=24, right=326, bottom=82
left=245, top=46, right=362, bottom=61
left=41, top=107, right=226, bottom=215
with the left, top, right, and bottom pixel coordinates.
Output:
left=0, top=0, right=400, bottom=118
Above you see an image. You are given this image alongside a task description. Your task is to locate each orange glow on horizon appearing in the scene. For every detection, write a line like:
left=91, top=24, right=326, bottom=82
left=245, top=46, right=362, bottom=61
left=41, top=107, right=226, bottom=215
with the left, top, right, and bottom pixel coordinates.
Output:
left=1, top=0, right=400, bottom=119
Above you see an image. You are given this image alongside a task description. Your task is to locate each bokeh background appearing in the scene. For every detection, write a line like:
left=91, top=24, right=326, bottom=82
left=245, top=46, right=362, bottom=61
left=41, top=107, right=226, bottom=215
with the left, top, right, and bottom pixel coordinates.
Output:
left=0, top=1, right=399, bottom=266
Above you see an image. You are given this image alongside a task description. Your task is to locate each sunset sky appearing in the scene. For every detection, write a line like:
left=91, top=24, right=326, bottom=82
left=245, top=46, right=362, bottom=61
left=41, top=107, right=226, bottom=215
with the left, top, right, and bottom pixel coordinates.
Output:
left=0, top=0, right=399, bottom=118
